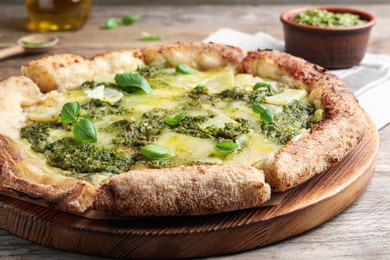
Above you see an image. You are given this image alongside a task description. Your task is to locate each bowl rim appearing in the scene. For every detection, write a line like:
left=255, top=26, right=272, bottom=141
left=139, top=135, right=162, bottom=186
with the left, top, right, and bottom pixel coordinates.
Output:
left=280, top=6, right=376, bottom=32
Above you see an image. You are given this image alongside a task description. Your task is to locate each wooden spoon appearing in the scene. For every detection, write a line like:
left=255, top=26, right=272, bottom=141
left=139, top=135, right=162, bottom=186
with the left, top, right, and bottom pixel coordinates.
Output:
left=0, top=34, right=59, bottom=60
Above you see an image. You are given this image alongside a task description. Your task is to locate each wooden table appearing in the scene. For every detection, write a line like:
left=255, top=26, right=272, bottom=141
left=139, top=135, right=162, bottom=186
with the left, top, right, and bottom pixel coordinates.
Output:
left=0, top=3, right=389, bottom=259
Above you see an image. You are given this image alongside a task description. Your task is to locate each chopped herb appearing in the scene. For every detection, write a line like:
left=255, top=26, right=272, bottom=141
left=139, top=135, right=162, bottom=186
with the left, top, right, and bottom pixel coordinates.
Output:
left=194, top=82, right=206, bottom=90
left=122, top=15, right=140, bottom=25
left=142, top=32, right=163, bottom=41
left=214, top=141, right=239, bottom=154
left=254, top=82, right=271, bottom=91
left=114, top=72, right=152, bottom=94
left=165, top=112, right=187, bottom=126
left=253, top=103, right=274, bottom=124
left=141, top=144, right=175, bottom=160
left=175, top=64, right=196, bottom=74
left=101, top=18, right=121, bottom=29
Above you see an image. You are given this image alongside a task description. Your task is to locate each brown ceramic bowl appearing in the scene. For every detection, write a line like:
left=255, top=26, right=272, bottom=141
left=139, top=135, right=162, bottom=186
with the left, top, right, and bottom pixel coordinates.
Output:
left=280, top=6, right=376, bottom=69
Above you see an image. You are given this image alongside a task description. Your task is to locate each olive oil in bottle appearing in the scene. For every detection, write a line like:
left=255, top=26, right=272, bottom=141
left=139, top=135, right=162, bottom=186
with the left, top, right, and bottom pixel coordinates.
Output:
left=25, top=0, right=91, bottom=32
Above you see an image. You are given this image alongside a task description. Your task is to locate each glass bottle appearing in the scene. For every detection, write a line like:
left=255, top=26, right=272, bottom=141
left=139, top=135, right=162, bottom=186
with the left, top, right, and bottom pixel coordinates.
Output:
left=25, top=0, right=92, bottom=32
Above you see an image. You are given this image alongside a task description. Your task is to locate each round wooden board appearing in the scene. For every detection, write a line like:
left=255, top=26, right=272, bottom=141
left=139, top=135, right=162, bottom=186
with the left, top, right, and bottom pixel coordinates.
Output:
left=0, top=124, right=379, bottom=259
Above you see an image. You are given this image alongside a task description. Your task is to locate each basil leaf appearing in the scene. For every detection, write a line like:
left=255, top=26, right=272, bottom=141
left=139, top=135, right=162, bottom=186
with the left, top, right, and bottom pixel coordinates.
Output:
left=101, top=18, right=121, bottom=29
left=73, top=118, right=97, bottom=143
left=194, top=82, right=206, bottom=90
left=175, top=64, right=196, bottom=75
left=165, top=112, right=186, bottom=126
left=61, top=102, right=81, bottom=124
left=254, top=82, right=271, bottom=91
left=122, top=15, right=140, bottom=25
left=142, top=32, right=163, bottom=41
left=253, top=103, right=274, bottom=124
left=213, top=141, right=239, bottom=154
left=115, top=73, right=152, bottom=94
left=22, top=40, right=51, bottom=47
left=141, top=145, right=175, bottom=160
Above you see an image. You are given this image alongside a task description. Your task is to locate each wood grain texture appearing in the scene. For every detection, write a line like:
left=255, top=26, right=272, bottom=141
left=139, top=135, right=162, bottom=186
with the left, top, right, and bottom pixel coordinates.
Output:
left=0, top=3, right=389, bottom=259
left=0, top=121, right=380, bottom=259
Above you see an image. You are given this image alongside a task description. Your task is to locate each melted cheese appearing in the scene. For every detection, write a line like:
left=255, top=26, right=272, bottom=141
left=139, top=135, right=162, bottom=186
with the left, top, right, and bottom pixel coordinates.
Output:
left=234, top=73, right=276, bottom=90
left=120, top=88, right=188, bottom=116
left=28, top=89, right=90, bottom=122
left=156, top=132, right=221, bottom=164
left=226, top=133, right=280, bottom=166
left=264, top=89, right=307, bottom=106
left=203, top=100, right=260, bottom=123
left=148, top=67, right=235, bottom=94
left=199, top=114, right=238, bottom=130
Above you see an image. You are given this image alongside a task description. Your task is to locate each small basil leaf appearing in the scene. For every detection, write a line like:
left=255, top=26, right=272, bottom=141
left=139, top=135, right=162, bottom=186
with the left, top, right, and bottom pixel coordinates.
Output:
left=253, top=103, right=274, bottom=124
left=61, top=102, right=81, bottom=124
left=122, top=15, right=140, bottom=25
left=194, top=82, right=206, bottom=90
left=254, top=82, right=271, bottom=91
left=175, top=64, right=196, bottom=74
left=141, top=145, right=175, bottom=160
left=22, top=40, right=51, bottom=47
left=142, top=32, right=163, bottom=41
left=165, top=112, right=186, bottom=126
left=115, top=73, right=152, bottom=94
left=213, top=141, right=239, bottom=154
left=101, top=18, right=121, bottom=29
left=73, top=118, right=97, bottom=143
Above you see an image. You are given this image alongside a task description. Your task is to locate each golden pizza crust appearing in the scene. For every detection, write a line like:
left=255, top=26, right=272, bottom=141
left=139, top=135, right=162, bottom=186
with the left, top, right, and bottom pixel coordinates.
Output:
left=94, top=164, right=270, bottom=216
left=141, top=41, right=246, bottom=70
left=0, top=42, right=370, bottom=215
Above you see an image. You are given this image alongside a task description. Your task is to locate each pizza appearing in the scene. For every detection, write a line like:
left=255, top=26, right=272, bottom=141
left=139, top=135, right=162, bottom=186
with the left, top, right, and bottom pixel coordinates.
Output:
left=0, top=42, right=369, bottom=216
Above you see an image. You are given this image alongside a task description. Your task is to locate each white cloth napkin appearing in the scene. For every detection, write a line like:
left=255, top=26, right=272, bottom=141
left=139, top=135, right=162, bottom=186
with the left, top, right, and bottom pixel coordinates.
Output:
left=204, top=28, right=390, bottom=130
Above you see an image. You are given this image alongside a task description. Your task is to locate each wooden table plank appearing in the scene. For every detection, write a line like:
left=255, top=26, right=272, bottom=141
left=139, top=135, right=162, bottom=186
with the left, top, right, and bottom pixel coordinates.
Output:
left=0, top=3, right=389, bottom=259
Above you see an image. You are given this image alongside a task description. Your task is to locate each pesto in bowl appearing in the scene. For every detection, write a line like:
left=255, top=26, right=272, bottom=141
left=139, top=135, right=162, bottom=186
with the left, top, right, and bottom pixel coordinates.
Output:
left=293, top=9, right=367, bottom=27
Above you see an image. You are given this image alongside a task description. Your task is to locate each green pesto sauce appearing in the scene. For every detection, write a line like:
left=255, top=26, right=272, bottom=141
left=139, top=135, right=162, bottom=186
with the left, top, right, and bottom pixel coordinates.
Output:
left=45, top=138, right=134, bottom=174
left=81, top=99, right=126, bottom=120
left=20, top=122, right=62, bottom=153
left=293, top=9, right=367, bottom=27
left=188, top=85, right=281, bottom=107
left=20, top=66, right=321, bottom=175
left=173, top=116, right=251, bottom=142
left=108, top=109, right=167, bottom=146
left=262, top=100, right=315, bottom=145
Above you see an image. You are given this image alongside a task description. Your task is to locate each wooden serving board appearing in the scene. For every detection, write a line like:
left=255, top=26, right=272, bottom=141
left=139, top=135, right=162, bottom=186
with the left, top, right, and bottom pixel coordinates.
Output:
left=0, top=123, right=379, bottom=259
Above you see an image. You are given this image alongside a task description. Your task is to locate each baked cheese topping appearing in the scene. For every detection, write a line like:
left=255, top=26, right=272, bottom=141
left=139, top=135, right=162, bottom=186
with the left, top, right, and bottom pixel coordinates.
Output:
left=20, top=65, right=322, bottom=186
